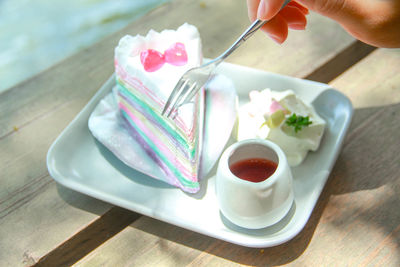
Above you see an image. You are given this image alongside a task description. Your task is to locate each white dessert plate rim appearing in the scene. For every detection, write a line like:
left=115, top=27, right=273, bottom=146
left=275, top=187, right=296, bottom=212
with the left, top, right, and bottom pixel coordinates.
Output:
left=46, top=61, right=353, bottom=248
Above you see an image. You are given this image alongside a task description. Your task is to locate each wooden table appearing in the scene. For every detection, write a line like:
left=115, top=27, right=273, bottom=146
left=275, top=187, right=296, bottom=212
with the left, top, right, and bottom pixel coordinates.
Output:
left=1, top=0, right=399, bottom=266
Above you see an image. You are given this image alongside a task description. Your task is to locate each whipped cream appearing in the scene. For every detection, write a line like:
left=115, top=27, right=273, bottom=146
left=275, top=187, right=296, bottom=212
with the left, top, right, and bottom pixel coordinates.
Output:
left=237, top=89, right=326, bottom=166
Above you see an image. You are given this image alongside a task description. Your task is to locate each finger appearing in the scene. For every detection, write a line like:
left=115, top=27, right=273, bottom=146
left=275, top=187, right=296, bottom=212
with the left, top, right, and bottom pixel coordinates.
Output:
left=287, top=1, right=309, bottom=15
left=279, top=5, right=307, bottom=30
left=247, top=0, right=261, bottom=21
left=257, top=0, right=287, bottom=21
left=260, top=14, right=289, bottom=44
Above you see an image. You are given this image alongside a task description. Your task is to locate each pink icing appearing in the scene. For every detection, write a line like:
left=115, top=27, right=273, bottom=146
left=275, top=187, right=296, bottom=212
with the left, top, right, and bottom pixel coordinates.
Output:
left=140, top=49, right=165, bottom=72
left=139, top=42, right=188, bottom=72
left=164, top=42, right=188, bottom=66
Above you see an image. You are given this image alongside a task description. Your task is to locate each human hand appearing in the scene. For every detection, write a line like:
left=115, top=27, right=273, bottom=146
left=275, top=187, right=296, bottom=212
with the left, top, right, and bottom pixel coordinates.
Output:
left=247, top=0, right=400, bottom=48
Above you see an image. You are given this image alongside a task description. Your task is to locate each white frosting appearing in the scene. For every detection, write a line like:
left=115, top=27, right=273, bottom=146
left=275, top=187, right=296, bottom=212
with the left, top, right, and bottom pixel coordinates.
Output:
left=237, top=89, right=326, bottom=166
left=115, top=23, right=202, bottom=101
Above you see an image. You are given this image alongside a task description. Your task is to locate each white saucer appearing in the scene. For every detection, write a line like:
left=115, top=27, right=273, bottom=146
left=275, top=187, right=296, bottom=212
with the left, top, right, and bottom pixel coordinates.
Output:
left=47, top=62, right=353, bottom=248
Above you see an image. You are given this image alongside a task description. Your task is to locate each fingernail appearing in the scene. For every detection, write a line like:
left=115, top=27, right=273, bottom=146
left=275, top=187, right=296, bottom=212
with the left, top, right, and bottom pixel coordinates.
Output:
left=257, top=0, right=267, bottom=19
left=268, top=34, right=284, bottom=44
left=288, top=23, right=306, bottom=30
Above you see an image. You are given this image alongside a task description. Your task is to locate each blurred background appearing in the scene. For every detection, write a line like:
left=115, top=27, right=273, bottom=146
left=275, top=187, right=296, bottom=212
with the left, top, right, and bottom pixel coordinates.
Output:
left=0, top=0, right=169, bottom=93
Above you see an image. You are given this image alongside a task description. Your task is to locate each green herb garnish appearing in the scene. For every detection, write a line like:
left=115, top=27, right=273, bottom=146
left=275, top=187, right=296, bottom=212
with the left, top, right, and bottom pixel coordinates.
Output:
left=285, top=113, right=312, bottom=133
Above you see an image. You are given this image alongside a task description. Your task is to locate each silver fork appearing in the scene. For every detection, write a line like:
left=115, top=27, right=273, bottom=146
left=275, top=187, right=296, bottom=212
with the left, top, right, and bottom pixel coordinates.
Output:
left=162, top=0, right=291, bottom=117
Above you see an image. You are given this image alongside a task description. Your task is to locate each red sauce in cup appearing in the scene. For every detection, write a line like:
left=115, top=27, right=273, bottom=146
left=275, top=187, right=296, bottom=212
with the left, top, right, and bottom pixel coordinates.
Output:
left=229, top=158, right=278, bottom=183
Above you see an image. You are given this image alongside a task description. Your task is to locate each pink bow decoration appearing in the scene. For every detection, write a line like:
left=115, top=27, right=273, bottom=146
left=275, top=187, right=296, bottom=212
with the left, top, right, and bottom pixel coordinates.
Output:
left=140, top=42, right=188, bottom=72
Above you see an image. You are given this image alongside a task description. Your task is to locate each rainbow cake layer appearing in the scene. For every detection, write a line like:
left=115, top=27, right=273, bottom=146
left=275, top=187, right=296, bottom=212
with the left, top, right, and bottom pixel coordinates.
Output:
left=113, top=23, right=204, bottom=193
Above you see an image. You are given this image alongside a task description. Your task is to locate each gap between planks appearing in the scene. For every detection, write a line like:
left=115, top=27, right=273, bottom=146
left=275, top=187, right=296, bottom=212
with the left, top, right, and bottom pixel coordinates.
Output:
left=305, top=40, right=376, bottom=83
left=32, top=40, right=376, bottom=266
left=33, top=207, right=141, bottom=267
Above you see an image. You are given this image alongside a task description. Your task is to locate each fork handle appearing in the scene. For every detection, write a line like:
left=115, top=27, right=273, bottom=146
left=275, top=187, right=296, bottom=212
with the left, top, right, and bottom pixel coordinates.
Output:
left=218, top=0, right=291, bottom=62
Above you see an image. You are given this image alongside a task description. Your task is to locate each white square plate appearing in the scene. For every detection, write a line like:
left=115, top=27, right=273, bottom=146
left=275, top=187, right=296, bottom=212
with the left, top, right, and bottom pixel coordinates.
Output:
left=47, top=62, right=353, bottom=248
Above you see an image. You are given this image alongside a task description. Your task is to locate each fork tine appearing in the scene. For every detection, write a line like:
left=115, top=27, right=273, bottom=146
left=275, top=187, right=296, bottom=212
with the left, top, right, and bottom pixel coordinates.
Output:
left=162, top=78, right=188, bottom=116
left=166, top=81, right=197, bottom=118
left=175, top=81, right=197, bottom=107
left=166, top=81, right=192, bottom=118
left=178, top=81, right=202, bottom=107
left=166, top=81, right=190, bottom=117
left=166, top=80, right=191, bottom=118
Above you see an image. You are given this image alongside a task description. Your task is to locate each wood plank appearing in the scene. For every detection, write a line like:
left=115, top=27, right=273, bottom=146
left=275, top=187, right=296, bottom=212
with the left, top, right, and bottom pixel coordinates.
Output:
left=330, top=48, right=400, bottom=108
left=305, top=40, right=376, bottom=83
left=73, top=218, right=227, bottom=267
left=0, top=180, right=110, bottom=266
left=0, top=0, right=375, bottom=265
left=74, top=48, right=400, bottom=266
left=35, top=207, right=140, bottom=267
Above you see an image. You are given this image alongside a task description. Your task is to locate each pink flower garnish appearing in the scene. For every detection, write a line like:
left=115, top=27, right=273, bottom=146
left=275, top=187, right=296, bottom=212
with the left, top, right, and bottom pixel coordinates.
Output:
left=140, top=49, right=165, bottom=72
left=164, top=42, right=188, bottom=66
left=269, top=100, right=285, bottom=114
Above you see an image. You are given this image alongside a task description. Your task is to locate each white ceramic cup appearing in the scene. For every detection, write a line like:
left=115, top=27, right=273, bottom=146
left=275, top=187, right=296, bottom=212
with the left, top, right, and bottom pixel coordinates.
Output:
left=216, top=139, right=294, bottom=229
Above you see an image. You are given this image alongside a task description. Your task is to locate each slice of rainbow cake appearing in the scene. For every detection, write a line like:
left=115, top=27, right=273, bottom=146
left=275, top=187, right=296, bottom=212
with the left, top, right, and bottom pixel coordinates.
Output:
left=113, top=23, right=204, bottom=193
